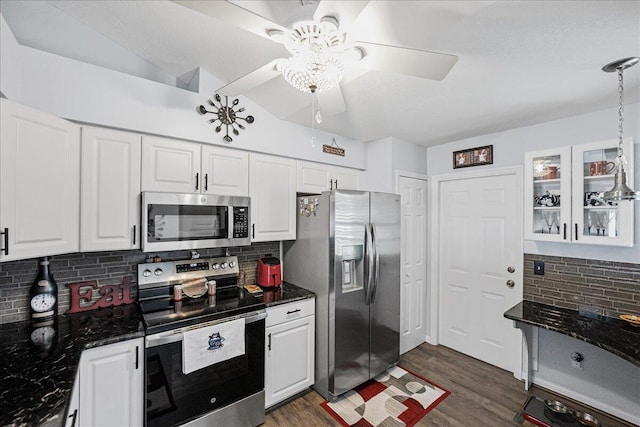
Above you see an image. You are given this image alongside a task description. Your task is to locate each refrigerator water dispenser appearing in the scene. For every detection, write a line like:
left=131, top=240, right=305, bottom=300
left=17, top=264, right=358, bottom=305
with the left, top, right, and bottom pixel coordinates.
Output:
left=341, top=245, right=363, bottom=292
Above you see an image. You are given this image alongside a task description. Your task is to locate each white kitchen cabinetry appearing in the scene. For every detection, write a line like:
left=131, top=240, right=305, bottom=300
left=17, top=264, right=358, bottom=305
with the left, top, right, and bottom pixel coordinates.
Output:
left=524, top=137, right=634, bottom=246
left=81, top=127, right=141, bottom=252
left=265, top=298, right=315, bottom=408
left=249, top=153, right=296, bottom=241
left=297, top=160, right=360, bottom=194
left=201, top=145, right=249, bottom=196
left=78, top=338, right=144, bottom=427
left=0, top=99, right=80, bottom=262
left=64, top=378, right=80, bottom=427
left=141, top=136, right=248, bottom=196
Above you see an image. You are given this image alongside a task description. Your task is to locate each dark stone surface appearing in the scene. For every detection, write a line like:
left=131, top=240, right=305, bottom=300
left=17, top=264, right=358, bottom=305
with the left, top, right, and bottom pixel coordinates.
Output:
left=0, top=304, right=143, bottom=427
left=260, top=281, right=316, bottom=307
left=0, top=282, right=314, bottom=426
left=504, top=300, right=640, bottom=367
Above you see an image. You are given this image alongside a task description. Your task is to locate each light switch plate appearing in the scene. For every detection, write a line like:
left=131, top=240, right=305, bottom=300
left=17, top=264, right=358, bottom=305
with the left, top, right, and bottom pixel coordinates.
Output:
left=534, top=260, right=545, bottom=275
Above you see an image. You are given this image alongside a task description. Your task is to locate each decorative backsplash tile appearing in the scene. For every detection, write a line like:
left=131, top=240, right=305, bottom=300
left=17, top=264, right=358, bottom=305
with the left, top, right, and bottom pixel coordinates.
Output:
left=523, top=254, right=640, bottom=317
left=0, top=242, right=279, bottom=324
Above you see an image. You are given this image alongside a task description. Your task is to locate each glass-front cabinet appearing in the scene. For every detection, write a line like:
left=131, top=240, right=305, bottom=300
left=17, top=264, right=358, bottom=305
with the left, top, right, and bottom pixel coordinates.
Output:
left=524, top=147, right=571, bottom=242
left=525, top=137, right=634, bottom=247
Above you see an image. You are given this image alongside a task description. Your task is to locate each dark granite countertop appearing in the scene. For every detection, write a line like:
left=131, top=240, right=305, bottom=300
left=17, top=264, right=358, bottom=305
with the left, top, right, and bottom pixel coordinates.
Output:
left=0, top=304, right=143, bottom=427
left=258, top=281, right=315, bottom=307
left=504, top=300, right=640, bottom=367
left=0, top=282, right=314, bottom=427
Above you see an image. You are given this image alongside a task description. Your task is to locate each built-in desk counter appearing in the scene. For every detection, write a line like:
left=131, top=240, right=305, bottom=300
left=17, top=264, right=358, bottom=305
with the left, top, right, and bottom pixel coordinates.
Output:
left=504, top=300, right=640, bottom=389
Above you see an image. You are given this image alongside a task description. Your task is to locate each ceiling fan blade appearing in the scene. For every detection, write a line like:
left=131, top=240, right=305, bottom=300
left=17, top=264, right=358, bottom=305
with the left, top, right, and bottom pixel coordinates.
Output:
left=217, top=60, right=282, bottom=96
left=173, top=0, right=286, bottom=40
left=313, top=1, right=370, bottom=33
left=318, top=85, right=346, bottom=117
left=355, top=41, right=458, bottom=81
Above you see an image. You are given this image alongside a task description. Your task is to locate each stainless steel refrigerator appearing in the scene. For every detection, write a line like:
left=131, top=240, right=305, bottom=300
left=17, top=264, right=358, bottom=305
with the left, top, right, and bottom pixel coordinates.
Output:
left=283, top=190, right=400, bottom=400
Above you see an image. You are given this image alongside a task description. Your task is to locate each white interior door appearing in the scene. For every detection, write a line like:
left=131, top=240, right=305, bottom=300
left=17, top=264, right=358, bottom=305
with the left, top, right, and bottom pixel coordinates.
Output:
left=438, top=171, right=522, bottom=372
left=397, top=175, right=428, bottom=354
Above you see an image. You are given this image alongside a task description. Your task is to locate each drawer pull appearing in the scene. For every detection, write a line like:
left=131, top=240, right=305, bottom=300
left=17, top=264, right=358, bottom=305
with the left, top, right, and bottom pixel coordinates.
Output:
left=286, top=309, right=301, bottom=315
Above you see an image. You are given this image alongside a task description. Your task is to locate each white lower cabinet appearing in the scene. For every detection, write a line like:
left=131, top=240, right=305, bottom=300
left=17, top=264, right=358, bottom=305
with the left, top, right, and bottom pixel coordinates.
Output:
left=77, top=338, right=144, bottom=427
left=265, top=298, right=315, bottom=408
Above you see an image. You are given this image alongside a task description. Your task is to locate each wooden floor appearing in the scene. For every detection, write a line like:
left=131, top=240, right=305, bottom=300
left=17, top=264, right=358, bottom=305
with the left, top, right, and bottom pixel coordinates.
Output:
left=265, top=343, right=633, bottom=426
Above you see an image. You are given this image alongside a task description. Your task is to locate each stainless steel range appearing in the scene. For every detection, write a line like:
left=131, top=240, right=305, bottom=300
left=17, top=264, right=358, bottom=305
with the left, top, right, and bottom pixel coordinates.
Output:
left=138, top=256, right=266, bottom=427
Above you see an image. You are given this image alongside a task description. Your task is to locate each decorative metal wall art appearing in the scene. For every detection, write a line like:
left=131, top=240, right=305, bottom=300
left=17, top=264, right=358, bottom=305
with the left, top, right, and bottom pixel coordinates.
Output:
left=453, top=145, right=493, bottom=169
left=198, top=94, right=254, bottom=143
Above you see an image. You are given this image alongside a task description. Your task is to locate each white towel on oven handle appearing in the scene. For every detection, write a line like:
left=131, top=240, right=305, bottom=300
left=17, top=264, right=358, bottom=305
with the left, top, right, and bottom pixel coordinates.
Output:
left=182, top=317, right=245, bottom=374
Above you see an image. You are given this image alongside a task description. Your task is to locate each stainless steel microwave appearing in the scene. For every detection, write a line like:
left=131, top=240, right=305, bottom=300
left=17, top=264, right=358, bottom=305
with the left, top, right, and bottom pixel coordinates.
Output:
left=141, top=192, right=251, bottom=252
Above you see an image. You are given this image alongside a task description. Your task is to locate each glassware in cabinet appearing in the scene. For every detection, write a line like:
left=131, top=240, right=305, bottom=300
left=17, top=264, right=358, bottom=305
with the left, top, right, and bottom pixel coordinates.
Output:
left=524, top=148, right=571, bottom=242
left=571, top=137, right=634, bottom=246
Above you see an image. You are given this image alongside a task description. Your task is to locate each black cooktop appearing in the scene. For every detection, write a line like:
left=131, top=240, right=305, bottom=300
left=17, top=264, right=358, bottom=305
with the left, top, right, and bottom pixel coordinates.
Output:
left=139, top=285, right=265, bottom=335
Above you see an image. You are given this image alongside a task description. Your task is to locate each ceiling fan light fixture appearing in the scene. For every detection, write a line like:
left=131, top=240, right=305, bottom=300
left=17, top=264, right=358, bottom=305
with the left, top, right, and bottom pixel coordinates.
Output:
left=279, top=52, right=344, bottom=93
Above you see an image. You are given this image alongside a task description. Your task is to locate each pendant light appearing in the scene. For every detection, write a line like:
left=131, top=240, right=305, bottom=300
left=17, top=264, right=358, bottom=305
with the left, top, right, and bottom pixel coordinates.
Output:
left=601, top=57, right=640, bottom=202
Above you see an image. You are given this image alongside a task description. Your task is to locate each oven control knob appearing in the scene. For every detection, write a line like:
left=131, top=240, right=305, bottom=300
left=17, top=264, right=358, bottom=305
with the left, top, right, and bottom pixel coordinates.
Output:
left=220, top=262, right=227, bottom=269
left=143, top=269, right=152, bottom=277
left=211, top=263, right=219, bottom=270
left=154, top=268, right=163, bottom=276
left=229, top=261, right=235, bottom=268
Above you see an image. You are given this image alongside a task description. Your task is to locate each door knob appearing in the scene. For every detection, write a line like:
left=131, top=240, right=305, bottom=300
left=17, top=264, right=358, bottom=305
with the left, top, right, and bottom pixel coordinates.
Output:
left=506, top=280, right=515, bottom=288
left=507, top=266, right=515, bottom=273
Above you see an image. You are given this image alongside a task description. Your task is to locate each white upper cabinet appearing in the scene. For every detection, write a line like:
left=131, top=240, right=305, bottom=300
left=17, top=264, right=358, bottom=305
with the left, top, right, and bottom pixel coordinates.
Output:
left=141, top=136, right=249, bottom=196
left=524, top=137, right=634, bottom=247
left=201, top=145, right=249, bottom=196
left=0, top=99, right=80, bottom=261
left=297, top=160, right=361, bottom=194
left=80, top=127, right=141, bottom=252
left=249, top=153, right=296, bottom=241
left=571, top=137, right=634, bottom=247
left=524, top=146, right=572, bottom=242
left=141, top=136, right=201, bottom=193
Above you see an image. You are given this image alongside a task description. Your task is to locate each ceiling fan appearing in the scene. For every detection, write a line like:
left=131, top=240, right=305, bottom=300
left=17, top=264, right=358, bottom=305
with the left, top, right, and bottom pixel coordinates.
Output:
left=175, top=0, right=458, bottom=119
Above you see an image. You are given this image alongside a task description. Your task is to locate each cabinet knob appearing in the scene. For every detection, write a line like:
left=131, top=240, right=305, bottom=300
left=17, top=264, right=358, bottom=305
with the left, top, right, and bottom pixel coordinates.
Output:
left=507, top=266, right=515, bottom=273
left=506, top=279, right=515, bottom=288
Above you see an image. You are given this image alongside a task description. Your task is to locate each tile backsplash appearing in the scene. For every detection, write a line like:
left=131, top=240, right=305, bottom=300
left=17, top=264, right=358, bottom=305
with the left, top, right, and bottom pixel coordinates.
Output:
left=0, top=242, right=279, bottom=324
left=523, top=254, right=640, bottom=317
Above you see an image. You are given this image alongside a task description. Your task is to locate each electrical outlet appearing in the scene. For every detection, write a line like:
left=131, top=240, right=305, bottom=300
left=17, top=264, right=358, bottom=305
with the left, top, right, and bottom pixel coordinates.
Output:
left=534, top=260, right=545, bottom=275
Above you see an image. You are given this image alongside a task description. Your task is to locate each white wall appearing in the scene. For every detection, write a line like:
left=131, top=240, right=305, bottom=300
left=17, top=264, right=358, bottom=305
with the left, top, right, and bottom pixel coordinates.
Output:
left=363, top=136, right=428, bottom=193
left=427, top=104, right=640, bottom=263
left=0, top=14, right=20, bottom=100
left=0, top=16, right=366, bottom=170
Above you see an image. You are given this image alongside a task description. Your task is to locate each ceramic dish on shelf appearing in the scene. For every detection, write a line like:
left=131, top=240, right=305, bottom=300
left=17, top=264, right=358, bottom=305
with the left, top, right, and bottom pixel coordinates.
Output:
left=620, top=314, right=640, bottom=327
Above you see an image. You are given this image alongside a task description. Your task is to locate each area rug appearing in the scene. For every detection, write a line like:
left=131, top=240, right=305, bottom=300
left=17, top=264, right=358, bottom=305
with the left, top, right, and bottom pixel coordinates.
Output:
left=320, top=365, right=450, bottom=427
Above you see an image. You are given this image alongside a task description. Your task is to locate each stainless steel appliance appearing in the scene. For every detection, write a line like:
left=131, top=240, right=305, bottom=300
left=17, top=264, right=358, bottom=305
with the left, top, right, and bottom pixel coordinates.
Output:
left=138, top=256, right=266, bottom=427
left=283, top=190, right=400, bottom=400
left=141, top=192, right=251, bottom=253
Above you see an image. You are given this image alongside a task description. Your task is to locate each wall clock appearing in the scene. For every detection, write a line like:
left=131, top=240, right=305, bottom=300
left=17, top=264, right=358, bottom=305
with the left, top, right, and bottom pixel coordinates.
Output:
left=198, top=94, right=254, bottom=143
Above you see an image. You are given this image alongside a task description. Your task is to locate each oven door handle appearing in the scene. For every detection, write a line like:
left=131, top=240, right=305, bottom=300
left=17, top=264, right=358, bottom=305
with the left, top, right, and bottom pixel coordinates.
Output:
left=145, top=309, right=267, bottom=348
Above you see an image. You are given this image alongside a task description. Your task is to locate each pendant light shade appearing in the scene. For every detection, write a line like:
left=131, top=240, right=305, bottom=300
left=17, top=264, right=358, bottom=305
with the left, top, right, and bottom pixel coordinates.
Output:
left=601, top=57, right=640, bottom=202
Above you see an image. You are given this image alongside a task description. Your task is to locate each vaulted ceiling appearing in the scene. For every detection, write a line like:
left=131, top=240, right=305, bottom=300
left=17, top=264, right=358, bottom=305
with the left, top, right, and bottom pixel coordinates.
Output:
left=1, top=1, right=639, bottom=146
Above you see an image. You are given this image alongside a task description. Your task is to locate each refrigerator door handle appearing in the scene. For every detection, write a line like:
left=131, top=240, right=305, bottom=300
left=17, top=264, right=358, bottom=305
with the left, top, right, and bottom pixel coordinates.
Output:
left=364, top=223, right=375, bottom=305
left=371, top=224, right=380, bottom=304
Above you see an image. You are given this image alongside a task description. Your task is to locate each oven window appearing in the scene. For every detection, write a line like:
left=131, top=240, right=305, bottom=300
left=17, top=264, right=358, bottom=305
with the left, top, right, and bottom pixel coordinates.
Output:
left=145, top=319, right=264, bottom=427
left=147, top=204, right=228, bottom=242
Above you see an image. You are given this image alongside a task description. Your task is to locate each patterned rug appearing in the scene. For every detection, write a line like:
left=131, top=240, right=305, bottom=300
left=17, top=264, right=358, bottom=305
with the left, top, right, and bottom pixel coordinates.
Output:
left=321, top=365, right=450, bottom=427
